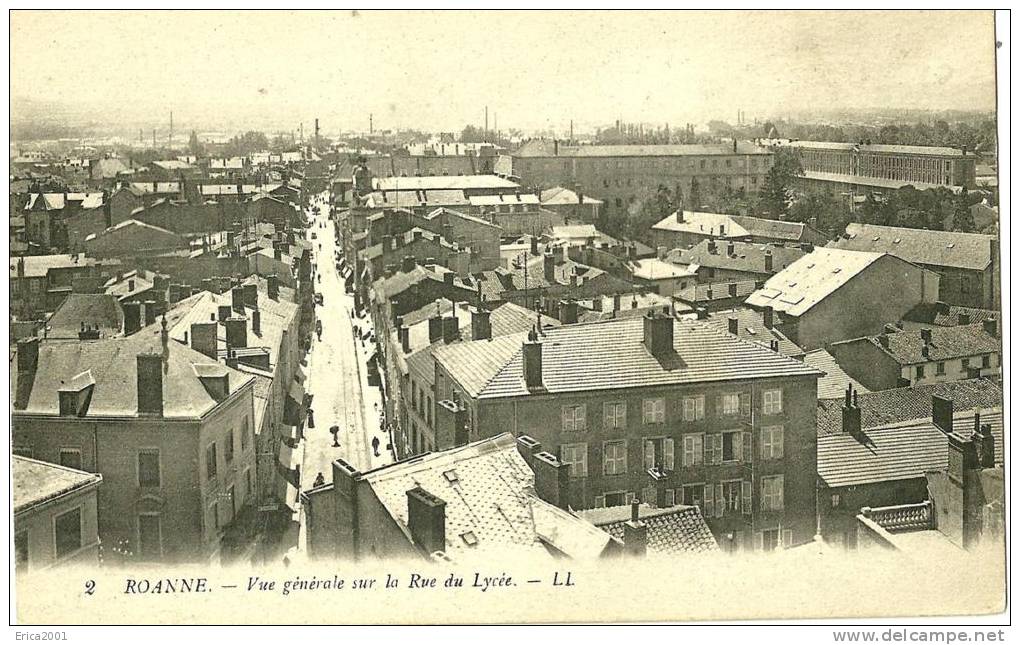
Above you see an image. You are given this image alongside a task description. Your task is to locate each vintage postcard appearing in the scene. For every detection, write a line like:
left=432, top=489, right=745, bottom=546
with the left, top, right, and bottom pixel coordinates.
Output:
left=6, top=8, right=1009, bottom=633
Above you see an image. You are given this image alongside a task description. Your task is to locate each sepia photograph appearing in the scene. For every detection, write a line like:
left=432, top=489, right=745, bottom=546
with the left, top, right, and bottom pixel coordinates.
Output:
left=5, top=6, right=1011, bottom=635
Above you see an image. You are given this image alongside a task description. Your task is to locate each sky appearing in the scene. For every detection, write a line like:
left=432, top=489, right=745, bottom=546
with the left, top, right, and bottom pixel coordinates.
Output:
left=10, top=10, right=999, bottom=135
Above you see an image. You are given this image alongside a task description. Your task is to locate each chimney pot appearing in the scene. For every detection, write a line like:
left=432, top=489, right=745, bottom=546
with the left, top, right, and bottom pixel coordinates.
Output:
left=642, top=312, right=674, bottom=356
left=406, top=487, right=447, bottom=556
left=532, top=451, right=570, bottom=510
left=932, top=395, right=954, bottom=433
left=982, top=318, right=997, bottom=337
left=727, top=316, right=739, bottom=335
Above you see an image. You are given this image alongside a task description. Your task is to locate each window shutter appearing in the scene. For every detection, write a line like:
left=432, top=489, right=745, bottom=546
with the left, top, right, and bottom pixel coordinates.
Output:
left=714, top=434, right=724, bottom=465
left=733, top=432, right=743, bottom=462
left=742, top=480, right=752, bottom=515
left=703, top=484, right=714, bottom=518
left=715, top=395, right=724, bottom=417
left=742, top=431, right=752, bottom=463
left=577, top=404, right=586, bottom=430
left=740, top=392, right=751, bottom=417
left=775, top=427, right=784, bottom=459
left=664, top=438, right=675, bottom=470
left=754, top=531, right=764, bottom=551
left=644, top=439, right=655, bottom=471
left=595, top=495, right=606, bottom=508
left=782, top=529, right=793, bottom=548
left=562, top=407, right=571, bottom=432
left=760, top=478, right=767, bottom=511
left=703, top=434, right=713, bottom=465
left=715, top=483, right=725, bottom=518
left=665, top=489, right=676, bottom=506
left=603, top=403, right=613, bottom=428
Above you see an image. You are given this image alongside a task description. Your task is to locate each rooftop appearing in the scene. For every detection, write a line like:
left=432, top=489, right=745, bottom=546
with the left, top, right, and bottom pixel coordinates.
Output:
left=801, top=170, right=964, bottom=193
left=704, top=307, right=802, bottom=357
left=745, top=247, right=888, bottom=317
left=13, top=456, right=102, bottom=515
left=801, top=348, right=871, bottom=400
left=901, top=303, right=999, bottom=327
left=781, top=140, right=965, bottom=157
left=45, top=293, right=124, bottom=339
left=669, top=239, right=807, bottom=274
left=9, top=253, right=96, bottom=279
left=373, top=174, right=520, bottom=192
left=539, top=185, right=603, bottom=205
left=829, top=224, right=996, bottom=272
left=434, top=315, right=821, bottom=400
left=514, top=140, right=770, bottom=158
left=834, top=322, right=1000, bottom=365
left=676, top=280, right=758, bottom=304
left=577, top=503, right=719, bottom=555
left=816, top=378, right=1002, bottom=437
left=728, top=215, right=822, bottom=242
left=627, top=258, right=697, bottom=281
left=362, top=433, right=616, bottom=561
left=651, top=210, right=748, bottom=237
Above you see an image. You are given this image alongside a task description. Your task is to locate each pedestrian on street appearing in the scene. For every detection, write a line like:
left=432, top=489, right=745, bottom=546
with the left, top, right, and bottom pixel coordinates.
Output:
left=330, top=425, right=341, bottom=448
left=372, top=436, right=380, bottom=457
left=307, top=407, right=315, bottom=429
left=314, top=472, right=325, bottom=487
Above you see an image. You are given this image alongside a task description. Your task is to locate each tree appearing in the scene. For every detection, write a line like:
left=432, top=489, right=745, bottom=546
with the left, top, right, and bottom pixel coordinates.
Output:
left=755, top=147, right=803, bottom=220
left=225, top=131, right=269, bottom=157
left=460, top=125, right=486, bottom=143
left=789, top=191, right=851, bottom=236
left=688, top=177, right=702, bottom=211
left=187, top=130, right=205, bottom=157
left=952, top=187, right=976, bottom=232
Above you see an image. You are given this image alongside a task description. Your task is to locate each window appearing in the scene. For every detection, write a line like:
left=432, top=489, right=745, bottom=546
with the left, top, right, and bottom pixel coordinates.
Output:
left=760, top=528, right=780, bottom=552
left=206, top=443, right=218, bottom=481
left=138, top=513, right=162, bottom=561
left=742, top=480, right=752, bottom=514
left=241, top=417, right=250, bottom=451
left=704, top=433, right=724, bottom=465
left=245, top=469, right=253, bottom=500
left=228, top=485, right=236, bottom=519
left=225, top=429, right=235, bottom=463
left=664, top=489, right=676, bottom=506
left=603, top=401, right=627, bottom=429
left=718, top=393, right=740, bottom=416
left=641, top=485, right=657, bottom=505
left=682, top=433, right=704, bottom=466
left=761, top=426, right=784, bottom=460
left=54, top=507, right=82, bottom=559
left=915, top=365, right=925, bottom=379
left=761, top=475, right=784, bottom=511
left=138, top=450, right=161, bottom=488
left=643, top=437, right=675, bottom=471
left=561, top=404, right=586, bottom=432
left=703, top=483, right=724, bottom=518
left=723, top=480, right=742, bottom=513
left=211, top=502, right=220, bottom=531
left=682, top=484, right=704, bottom=512
left=831, top=493, right=841, bottom=508
left=15, top=532, right=28, bottom=571
left=961, top=357, right=970, bottom=370
left=603, top=440, right=628, bottom=476
left=59, top=448, right=82, bottom=470
left=982, top=354, right=992, bottom=368
left=936, top=362, right=946, bottom=376
left=426, top=396, right=433, bottom=426
left=597, top=491, right=630, bottom=508
left=13, top=445, right=33, bottom=458
left=560, top=443, right=588, bottom=478
left=763, top=389, right=783, bottom=415
left=721, top=430, right=744, bottom=462
left=682, top=396, right=705, bottom=421
left=642, top=398, right=665, bottom=424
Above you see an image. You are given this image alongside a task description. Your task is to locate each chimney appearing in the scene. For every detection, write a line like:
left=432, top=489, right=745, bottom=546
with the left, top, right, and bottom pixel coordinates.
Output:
left=982, top=318, right=997, bottom=337
left=532, top=451, right=570, bottom=510
left=442, top=316, right=459, bottom=344
left=921, top=344, right=930, bottom=359
left=252, top=309, right=261, bottom=336
left=428, top=314, right=444, bottom=343
left=218, top=304, right=232, bottom=322
left=231, top=286, right=245, bottom=313
left=530, top=236, right=539, bottom=256
left=623, top=501, right=648, bottom=557
left=877, top=334, right=889, bottom=349
left=17, top=337, right=39, bottom=378
left=406, top=487, right=447, bottom=556
left=267, top=274, right=280, bottom=300
left=516, top=435, right=543, bottom=471
left=974, top=422, right=995, bottom=468
left=842, top=385, right=861, bottom=435
left=559, top=299, right=578, bottom=325
left=471, top=307, right=491, bottom=341
left=543, top=251, right=556, bottom=282
left=523, top=328, right=544, bottom=390
left=123, top=302, right=142, bottom=335
left=764, top=250, right=773, bottom=273
left=932, top=395, right=954, bottom=433
left=732, top=138, right=738, bottom=154
left=613, top=293, right=621, bottom=312
left=727, top=242, right=735, bottom=257
left=920, top=328, right=932, bottom=344
left=143, top=300, right=157, bottom=326
left=190, top=322, right=218, bottom=359
left=399, top=324, right=411, bottom=353
left=695, top=306, right=708, bottom=320
left=243, top=283, right=258, bottom=309
left=727, top=282, right=737, bottom=297
left=401, top=255, right=415, bottom=273
left=762, top=306, right=774, bottom=329
left=707, top=239, right=717, bottom=254
left=676, top=209, right=684, bottom=224
left=957, top=312, right=971, bottom=325
left=225, top=316, right=248, bottom=348
left=136, top=353, right=164, bottom=416
left=727, top=316, right=739, bottom=335
left=643, top=312, right=674, bottom=356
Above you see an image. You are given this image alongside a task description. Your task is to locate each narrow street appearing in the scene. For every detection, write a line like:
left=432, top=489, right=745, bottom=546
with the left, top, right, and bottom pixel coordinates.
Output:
left=298, top=191, right=393, bottom=496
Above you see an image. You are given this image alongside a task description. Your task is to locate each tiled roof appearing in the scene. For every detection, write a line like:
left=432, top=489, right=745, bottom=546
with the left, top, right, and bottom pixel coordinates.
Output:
left=434, top=316, right=822, bottom=400
left=901, top=303, right=998, bottom=327
left=549, top=224, right=599, bottom=240
left=363, top=433, right=615, bottom=561
left=728, top=215, right=818, bottom=242
left=651, top=211, right=748, bottom=237
left=676, top=280, right=758, bottom=304
left=801, top=348, right=871, bottom=400
left=816, top=378, right=1002, bottom=437
left=669, top=240, right=806, bottom=274
left=102, top=269, right=159, bottom=301
left=829, top=224, right=995, bottom=271
left=579, top=504, right=719, bottom=555
left=839, top=322, right=1000, bottom=365
left=13, top=323, right=254, bottom=419
left=13, top=456, right=102, bottom=514
left=817, top=408, right=1003, bottom=488
left=781, top=140, right=964, bottom=157
left=745, top=247, right=886, bottom=317
left=705, top=307, right=802, bottom=357
left=371, top=264, right=474, bottom=302
left=46, top=294, right=124, bottom=339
